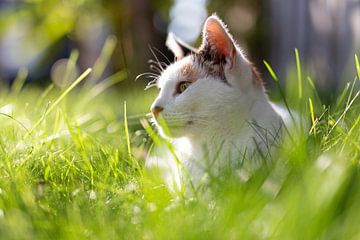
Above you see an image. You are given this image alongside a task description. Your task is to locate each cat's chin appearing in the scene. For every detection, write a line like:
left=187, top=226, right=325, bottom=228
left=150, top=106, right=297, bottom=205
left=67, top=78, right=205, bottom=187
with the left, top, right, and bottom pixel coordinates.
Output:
left=153, top=117, right=189, bottom=139
left=155, top=118, right=201, bottom=139
left=158, top=126, right=186, bottom=139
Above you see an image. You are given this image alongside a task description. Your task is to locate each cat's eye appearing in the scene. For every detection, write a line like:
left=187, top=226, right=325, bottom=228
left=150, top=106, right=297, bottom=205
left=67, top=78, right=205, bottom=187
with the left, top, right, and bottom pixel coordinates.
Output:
left=177, top=81, right=191, bottom=94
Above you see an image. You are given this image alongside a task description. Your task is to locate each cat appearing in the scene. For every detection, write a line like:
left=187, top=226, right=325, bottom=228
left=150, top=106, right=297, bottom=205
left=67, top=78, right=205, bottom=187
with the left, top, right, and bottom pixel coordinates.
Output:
left=147, top=14, right=284, bottom=191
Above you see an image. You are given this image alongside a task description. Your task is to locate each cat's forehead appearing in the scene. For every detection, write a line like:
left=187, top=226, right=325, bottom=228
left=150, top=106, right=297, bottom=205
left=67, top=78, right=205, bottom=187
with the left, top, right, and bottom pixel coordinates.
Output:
left=157, top=57, right=203, bottom=88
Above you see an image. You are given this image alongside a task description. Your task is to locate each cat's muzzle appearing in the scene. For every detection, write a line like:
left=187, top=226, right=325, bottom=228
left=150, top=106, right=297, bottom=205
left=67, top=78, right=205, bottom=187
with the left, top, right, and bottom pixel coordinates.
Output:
left=151, top=106, right=164, bottom=118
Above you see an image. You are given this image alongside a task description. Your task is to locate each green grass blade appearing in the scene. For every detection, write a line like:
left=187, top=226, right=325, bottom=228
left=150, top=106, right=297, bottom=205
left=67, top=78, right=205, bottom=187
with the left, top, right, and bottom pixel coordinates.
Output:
left=123, top=101, right=132, bottom=161
left=335, top=82, right=350, bottom=110
left=307, top=76, right=322, bottom=106
left=11, top=67, right=28, bottom=95
left=346, top=78, right=357, bottom=108
left=308, top=97, right=316, bottom=138
left=355, top=54, right=360, bottom=80
left=0, top=112, right=30, bottom=134
left=27, top=68, right=92, bottom=137
left=295, top=48, right=303, bottom=99
left=88, top=36, right=117, bottom=84
left=140, top=118, right=197, bottom=195
left=340, top=115, right=360, bottom=152
left=263, top=60, right=278, bottom=82
left=62, top=49, right=79, bottom=88
left=263, top=60, right=295, bottom=124
left=88, top=71, right=127, bottom=99
left=328, top=90, right=360, bottom=136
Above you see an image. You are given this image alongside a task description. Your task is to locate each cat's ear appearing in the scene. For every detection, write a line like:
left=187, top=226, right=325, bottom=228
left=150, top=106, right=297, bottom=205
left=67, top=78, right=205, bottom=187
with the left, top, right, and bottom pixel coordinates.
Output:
left=199, top=15, right=236, bottom=68
left=166, top=32, right=197, bottom=61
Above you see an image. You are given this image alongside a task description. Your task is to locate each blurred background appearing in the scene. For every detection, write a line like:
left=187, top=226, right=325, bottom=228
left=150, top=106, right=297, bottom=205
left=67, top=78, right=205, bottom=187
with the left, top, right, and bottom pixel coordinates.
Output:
left=0, top=0, right=359, bottom=96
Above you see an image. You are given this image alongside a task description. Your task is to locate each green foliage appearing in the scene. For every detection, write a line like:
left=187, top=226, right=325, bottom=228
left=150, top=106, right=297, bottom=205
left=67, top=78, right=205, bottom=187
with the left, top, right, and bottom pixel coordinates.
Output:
left=0, top=52, right=359, bottom=240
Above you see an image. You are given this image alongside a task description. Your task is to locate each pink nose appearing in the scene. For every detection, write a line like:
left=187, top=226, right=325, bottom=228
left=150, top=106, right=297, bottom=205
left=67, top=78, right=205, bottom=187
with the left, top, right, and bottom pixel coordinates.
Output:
left=151, top=106, right=163, bottom=118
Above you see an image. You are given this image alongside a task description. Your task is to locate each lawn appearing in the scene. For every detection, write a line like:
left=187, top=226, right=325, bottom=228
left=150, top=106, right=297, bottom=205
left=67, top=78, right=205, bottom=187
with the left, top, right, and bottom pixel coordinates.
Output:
left=0, top=54, right=360, bottom=239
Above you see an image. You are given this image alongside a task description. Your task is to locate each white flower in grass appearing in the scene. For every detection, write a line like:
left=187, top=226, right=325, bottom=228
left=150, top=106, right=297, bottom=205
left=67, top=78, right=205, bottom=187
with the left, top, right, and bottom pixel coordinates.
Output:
left=71, top=188, right=81, bottom=196
left=89, top=190, right=97, bottom=200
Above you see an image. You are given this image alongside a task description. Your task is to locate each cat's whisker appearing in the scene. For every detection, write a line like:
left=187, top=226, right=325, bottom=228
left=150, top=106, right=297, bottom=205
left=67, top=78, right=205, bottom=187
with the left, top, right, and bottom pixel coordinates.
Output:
left=145, top=81, right=158, bottom=90
left=143, top=47, right=170, bottom=88
left=144, top=76, right=159, bottom=81
left=149, top=45, right=164, bottom=71
left=149, top=64, right=163, bottom=74
left=163, top=116, right=212, bottom=125
left=135, top=72, right=159, bottom=82
left=168, top=112, right=215, bottom=120
left=148, top=59, right=168, bottom=69
left=151, top=46, right=172, bottom=65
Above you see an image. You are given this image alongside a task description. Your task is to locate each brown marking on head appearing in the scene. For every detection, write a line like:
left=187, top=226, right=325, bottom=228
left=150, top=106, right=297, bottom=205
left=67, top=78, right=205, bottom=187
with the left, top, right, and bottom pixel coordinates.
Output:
left=249, top=64, right=263, bottom=89
left=194, top=15, right=237, bottom=83
left=180, top=63, right=201, bottom=82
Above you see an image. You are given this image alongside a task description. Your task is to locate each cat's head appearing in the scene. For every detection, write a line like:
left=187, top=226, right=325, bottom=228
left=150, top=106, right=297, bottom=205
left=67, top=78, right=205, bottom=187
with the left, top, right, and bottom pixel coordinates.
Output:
left=150, top=15, right=266, bottom=139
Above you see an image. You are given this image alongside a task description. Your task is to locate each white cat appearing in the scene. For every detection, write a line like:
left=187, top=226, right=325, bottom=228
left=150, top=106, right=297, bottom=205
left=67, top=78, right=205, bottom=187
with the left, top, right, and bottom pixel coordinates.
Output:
left=147, top=15, right=284, bottom=190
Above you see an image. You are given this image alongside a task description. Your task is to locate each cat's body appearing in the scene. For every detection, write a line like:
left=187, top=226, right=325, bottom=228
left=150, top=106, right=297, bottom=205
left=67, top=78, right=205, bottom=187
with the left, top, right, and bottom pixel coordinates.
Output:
left=147, top=15, right=284, bottom=189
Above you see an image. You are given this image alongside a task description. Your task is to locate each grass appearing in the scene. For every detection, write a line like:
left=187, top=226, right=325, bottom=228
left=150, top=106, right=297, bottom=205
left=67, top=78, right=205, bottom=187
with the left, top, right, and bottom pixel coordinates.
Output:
left=0, top=51, right=360, bottom=240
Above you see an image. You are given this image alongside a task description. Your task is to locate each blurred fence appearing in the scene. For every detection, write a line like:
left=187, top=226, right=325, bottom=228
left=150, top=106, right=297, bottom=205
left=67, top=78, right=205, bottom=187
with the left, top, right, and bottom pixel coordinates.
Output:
left=266, top=0, right=360, bottom=91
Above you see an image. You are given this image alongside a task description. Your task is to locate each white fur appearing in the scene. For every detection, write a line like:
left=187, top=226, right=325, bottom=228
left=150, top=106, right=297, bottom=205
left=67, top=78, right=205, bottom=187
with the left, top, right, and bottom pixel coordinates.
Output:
left=147, top=16, right=284, bottom=190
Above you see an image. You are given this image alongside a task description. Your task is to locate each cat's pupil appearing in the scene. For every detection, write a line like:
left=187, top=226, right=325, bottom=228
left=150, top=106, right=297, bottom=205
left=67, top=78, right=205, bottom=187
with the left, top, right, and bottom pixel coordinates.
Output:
left=178, top=81, right=191, bottom=93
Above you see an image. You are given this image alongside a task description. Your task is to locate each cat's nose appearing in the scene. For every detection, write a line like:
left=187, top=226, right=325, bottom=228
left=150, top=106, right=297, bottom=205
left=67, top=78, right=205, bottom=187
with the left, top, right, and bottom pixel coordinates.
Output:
left=151, top=106, right=164, bottom=118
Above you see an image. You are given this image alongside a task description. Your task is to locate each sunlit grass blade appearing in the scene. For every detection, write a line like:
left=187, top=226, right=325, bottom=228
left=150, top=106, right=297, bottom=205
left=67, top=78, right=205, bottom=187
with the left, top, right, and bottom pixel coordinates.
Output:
left=27, top=68, right=92, bottom=137
left=36, top=84, right=54, bottom=108
left=328, top=90, right=360, bottom=136
left=88, top=70, right=127, bottom=99
left=355, top=54, right=360, bottom=80
left=157, top=115, right=172, bottom=138
left=335, top=82, right=350, bottom=110
left=140, top=118, right=184, bottom=191
left=307, top=76, right=322, bottom=107
left=62, top=49, right=79, bottom=88
left=124, top=101, right=132, bottom=161
left=295, top=48, right=303, bottom=99
left=263, top=60, right=295, bottom=123
left=140, top=118, right=161, bottom=146
left=0, top=112, right=30, bottom=134
left=140, top=118, right=197, bottom=195
left=308, top=98, right=316, bottom=138
left=346, top=78, right=357, bottom=108
left=88, top=35, right=117, bottom=84
left=263, top=60, right=278, bottom=82
left=340, top=115, right=360, bottom=153
left=11, top=67, right=28, bottom=95
left=124, top=101, right=142, bottom=175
